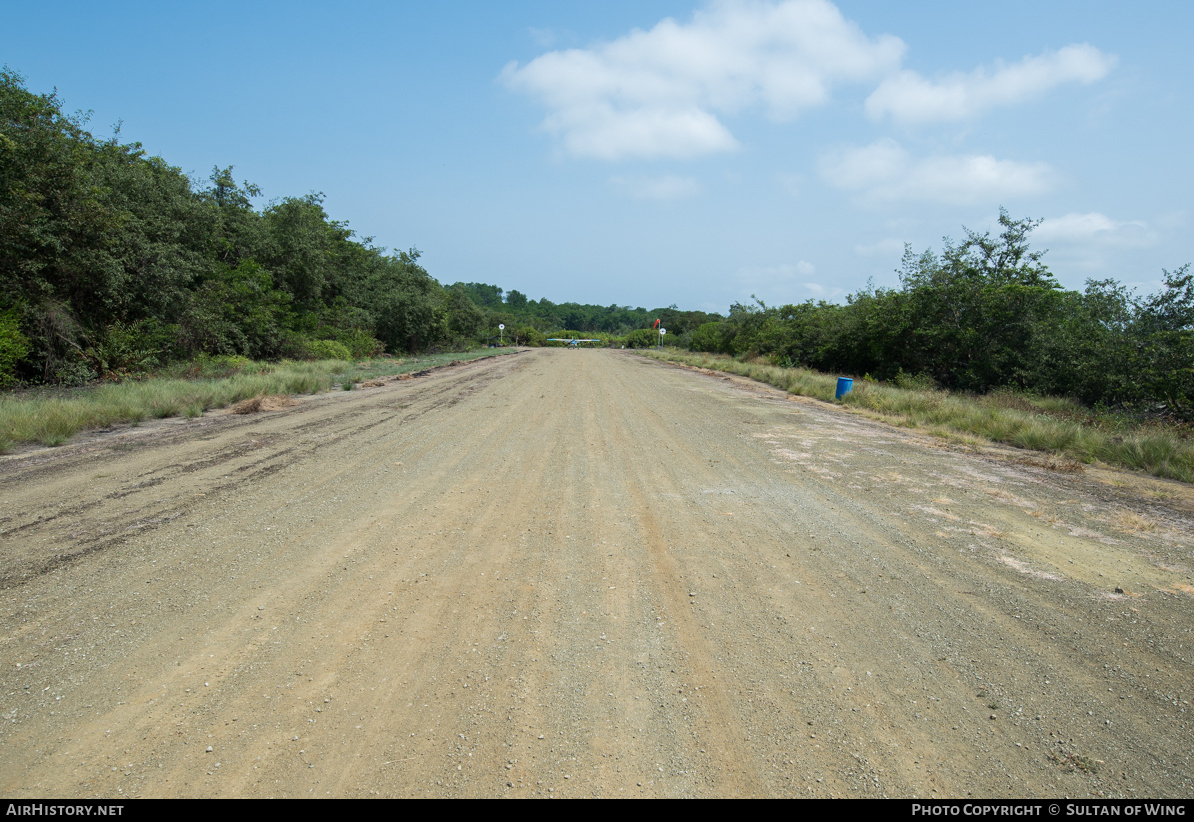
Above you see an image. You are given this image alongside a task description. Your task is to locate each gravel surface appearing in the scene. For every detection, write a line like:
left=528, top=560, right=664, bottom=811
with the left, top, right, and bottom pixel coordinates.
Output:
left=0, top=349, right=1191, bottom=798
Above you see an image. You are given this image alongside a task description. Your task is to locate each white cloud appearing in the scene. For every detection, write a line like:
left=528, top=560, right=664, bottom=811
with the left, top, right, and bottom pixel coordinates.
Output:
left=552, top=105, right=738, bottom=160
left=610, top=174, right=702, bottom=200
left=799, top=279, right=845, bottom=300
left=501, top=0, right=904, bottom=160
left=820, top=139, right=1055, bottom=205
left=733, top=261, right=840, bottom=300
left=775, top=172, right=803, bottom=197
left=1034, top=212, right=1156, bottom=247
left=854, top=237, right=906, bottom=257
left=528, top=27, right=561, bottom=48
left=821, top=138, right=905, bottom=189
left=865, top=44, right=1116, bottom=125
left=1027, top=213, right=1160, bottom=280
left=736, top=261, right=814, bottom=281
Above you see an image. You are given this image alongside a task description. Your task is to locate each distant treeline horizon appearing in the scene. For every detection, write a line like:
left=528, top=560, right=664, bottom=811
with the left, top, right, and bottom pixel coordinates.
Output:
left=0, top=67, right=715, bottom=389
left=2, top=68, right=1190, bottom=420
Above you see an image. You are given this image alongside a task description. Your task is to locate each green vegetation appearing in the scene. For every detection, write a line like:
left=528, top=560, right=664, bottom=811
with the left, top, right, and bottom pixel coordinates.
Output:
left=0, top=68, right=499, bottom=386
left=0, top=306, right=29, bottom=388
left=0, top=349, right=513, bottom=452
left=643, top=350, right=1194, bottom=484
left=686, top=211, right=1193, bottom=423
left=0, top=68, right=714, bottom=391
left=453, top=282, right=719, bottom=348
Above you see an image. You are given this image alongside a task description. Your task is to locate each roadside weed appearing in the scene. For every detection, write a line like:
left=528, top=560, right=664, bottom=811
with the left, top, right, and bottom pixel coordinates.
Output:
left=0, top=349, right=515, bottom=451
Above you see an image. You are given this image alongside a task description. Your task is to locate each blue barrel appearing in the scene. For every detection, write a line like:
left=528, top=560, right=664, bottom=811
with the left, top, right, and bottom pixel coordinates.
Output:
left=835, top=377, right=854, bottom=399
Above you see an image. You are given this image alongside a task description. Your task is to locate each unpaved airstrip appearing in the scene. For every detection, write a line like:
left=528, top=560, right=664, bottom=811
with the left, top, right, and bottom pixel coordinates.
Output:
left=1, top=349, right=1191, bottom=798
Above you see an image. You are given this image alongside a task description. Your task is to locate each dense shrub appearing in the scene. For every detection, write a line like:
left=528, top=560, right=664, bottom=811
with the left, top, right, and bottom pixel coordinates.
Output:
left=306, top=339, right=353, bottom=361
left=691, top=213, right=1193, bottom=421
left=0, top=69, right=495, bottom=384
left=0, top=308, right=30, bottom=388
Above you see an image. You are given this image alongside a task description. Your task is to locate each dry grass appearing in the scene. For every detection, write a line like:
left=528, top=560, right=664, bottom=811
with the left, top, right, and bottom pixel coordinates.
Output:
left=1112, top=512, right=1158, bottom=533
left=1011, top=454, right=1086, bottom=473
left=229, top=394, right=298, bottom=414
left=0, top=348, right=515, bottom=451
left=1048, top=752, right=1102, bottom=775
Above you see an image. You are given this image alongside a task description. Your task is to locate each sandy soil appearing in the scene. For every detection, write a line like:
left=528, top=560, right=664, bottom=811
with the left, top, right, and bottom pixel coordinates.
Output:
left=1, top=349, right=1191, bottom=798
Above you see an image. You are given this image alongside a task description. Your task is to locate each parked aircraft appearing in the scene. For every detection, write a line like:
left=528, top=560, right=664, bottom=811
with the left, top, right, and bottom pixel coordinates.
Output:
left=546, top=337, right=601, bottom=347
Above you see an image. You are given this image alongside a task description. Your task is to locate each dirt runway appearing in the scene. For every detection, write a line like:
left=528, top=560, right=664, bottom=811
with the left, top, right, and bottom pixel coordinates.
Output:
left=1, top=349, right=1191, bottom=798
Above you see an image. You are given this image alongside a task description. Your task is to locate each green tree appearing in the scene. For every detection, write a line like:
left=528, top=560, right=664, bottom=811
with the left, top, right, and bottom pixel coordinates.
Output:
left=1135, top=265, right=1194, bottom=416
left=183, top=260, right=294, bottom=358
left=0, top=305, right=30, bottom=387
left=369, top=250, right=439, bottom=353
left=441, top=284, right=485, bottom=344
left=260, top=193, right=356, bottom=308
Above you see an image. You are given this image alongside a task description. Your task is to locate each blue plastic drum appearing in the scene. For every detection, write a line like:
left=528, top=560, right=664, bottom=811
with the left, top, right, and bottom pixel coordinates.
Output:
left=835, top=377, right=854, bottom=399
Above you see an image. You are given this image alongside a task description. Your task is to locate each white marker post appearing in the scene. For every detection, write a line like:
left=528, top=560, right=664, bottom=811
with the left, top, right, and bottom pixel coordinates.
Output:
left=498, top=323, right=505, bottom=345
left=659, top=327, right=666, bottom=348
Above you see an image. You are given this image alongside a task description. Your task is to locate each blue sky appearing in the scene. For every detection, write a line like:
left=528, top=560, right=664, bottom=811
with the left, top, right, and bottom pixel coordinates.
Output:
left=4, top=1, right=1190, bottom=313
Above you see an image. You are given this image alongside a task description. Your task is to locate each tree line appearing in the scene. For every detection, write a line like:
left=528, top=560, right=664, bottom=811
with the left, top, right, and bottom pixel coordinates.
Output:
left=0, top=69, right=716, bottom=387
left=688, top=211, right=1193, bottom=420
left=452, top=283, right=719, bottom=348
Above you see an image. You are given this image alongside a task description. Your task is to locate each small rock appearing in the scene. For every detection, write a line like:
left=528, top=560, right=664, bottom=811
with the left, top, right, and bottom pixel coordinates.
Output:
left=258, top=606, right=264, bottom=611
left=206, top=746, right=213, bottom=752
left=1114, top=587, right=1124, bottom=594
left=989, top=714, right=997, bottom=720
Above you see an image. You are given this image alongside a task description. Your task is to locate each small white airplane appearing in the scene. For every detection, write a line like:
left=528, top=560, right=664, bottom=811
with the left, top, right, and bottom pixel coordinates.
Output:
left=547, top=337, right=601, bottom=347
